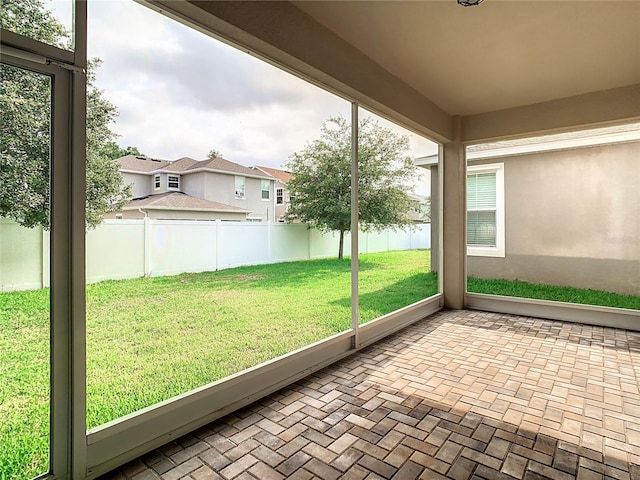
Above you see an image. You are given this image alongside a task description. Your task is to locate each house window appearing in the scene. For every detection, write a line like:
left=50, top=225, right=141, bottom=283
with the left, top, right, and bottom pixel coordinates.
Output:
left=261, top=180, right=270, bottom=200
left=276, top=188, right=284, bottom=205
left=467, top=163, right=505, bottom=257
left=235, top=176, right=245, bottom=198
left=154, top=174, right=160, bottom=190
left=167, top=175, right=180, bottom=190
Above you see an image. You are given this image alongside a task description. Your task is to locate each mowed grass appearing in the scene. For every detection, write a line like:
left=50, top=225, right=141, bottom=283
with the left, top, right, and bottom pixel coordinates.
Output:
left=3, top=251, right=638, bottom=480
left=0, top=250, right=435, bottom=480
left=468, top=277, right=640, bottom=310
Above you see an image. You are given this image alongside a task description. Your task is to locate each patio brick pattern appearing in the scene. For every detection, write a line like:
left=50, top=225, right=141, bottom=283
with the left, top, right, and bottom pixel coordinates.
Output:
left=100, top=309, right=640, bottom=480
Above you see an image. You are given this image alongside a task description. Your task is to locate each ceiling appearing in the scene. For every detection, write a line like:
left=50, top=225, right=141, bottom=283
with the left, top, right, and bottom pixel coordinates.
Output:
left=293, top=1, right=640, bottom=117
left=151, top=0, right=640, bottom=142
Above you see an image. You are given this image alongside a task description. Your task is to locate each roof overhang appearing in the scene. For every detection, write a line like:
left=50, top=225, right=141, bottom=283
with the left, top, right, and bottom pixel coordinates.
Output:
left=123, top=205, right=250, bottom=214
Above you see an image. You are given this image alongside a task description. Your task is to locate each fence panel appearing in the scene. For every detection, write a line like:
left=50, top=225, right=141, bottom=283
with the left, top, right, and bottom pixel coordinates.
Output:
left=148, top=220, right=218, bottom=276
left=1, top=219, right=431, bottom=291
left=86, top=220, right=145, bottom=283
left=216, top=222, right=271, bottom=270
left=0, top=219, right=45, bottom=291
left=269, top=223, right=310, bottom=263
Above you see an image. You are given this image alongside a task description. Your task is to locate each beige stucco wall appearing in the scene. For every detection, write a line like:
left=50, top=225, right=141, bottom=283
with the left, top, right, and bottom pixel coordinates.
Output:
left=190, top=172, right=273, bottom=221
left=274, top=180, right=288, bottom=221
left=123, top=172, right=152, bottom=198
left=468, top=141, right=640, bottom=295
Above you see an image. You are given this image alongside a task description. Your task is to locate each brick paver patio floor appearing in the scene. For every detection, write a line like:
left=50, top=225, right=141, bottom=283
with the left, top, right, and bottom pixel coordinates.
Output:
left=101, top=309, right=640, bottom=480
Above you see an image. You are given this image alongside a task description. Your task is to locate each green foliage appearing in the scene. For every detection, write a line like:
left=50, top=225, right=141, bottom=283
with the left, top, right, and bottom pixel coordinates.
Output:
left=286, top=116, right=418, bottom=258
left=0, top=0, right=131, bottom=229
left=207, top=148, right=222, bottom=159
left=100, top=142, right=145, bottom=160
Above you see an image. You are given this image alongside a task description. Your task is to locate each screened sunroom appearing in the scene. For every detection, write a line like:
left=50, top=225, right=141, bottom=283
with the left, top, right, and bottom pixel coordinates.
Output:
left=1, top=1, right=638, bottom=479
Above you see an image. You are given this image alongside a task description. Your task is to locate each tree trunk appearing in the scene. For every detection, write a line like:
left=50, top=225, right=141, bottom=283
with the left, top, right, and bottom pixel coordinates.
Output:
left=338, top=230, right=344, bottom=260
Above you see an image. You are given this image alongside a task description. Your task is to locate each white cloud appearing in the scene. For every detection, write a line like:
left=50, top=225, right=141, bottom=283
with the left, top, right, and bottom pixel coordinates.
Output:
left=84, top=0, right=437, bottom=171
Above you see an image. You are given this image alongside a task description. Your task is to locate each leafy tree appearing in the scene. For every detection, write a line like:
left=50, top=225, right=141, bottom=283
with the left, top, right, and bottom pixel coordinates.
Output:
left=208, top=148, right=222, bottom=159
left=101, top=141, right=145, bottom=161
left=285, top=115, right=418, bottom=259
left=0, top=0, right=131, bottom=229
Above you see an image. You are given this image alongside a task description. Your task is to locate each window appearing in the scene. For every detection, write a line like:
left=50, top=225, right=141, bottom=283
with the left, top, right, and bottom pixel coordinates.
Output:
left=154, top=174, right=161, bottom=190
left=235, top=176, right=245, bottom=198
left=261, top=180, right=270, bottom=200
left=276, top=188, right=284, bottom=205
left=167, top=175, right=180, bottom=190
left=467, top=163, right=505, bottom=257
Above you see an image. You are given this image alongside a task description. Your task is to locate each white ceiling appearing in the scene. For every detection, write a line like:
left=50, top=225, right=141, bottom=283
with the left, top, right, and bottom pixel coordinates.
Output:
left=293, top=1, right=640, bottom=116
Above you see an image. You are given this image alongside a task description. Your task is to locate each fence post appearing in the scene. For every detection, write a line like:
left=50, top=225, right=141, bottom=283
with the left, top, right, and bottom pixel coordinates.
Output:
left=215, top=219, right=221, bottom=270
left=144, top=217, right=150, bottom=276
left=268, top=221, right=272, bottom=263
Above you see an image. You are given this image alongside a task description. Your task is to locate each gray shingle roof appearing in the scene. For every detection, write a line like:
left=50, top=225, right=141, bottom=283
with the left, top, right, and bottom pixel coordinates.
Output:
left=254, top=166, right=293, bottom=183
left=123, top=192, right=249, bottom=212
left=186, top=157, right=274, bottom=178
left=116, top=155, right=274, bottom=179
left=117, top=155, right=170, bottom=172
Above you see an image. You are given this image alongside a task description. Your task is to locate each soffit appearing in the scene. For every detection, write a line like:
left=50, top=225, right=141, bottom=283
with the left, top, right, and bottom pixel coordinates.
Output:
left=293, top=1, right=640, bottom=117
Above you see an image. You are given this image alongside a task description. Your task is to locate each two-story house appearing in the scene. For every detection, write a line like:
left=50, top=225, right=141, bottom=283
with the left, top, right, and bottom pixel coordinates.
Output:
left=251, top=166, right=293, bottom=222
left=108, top=155, right=276, bottom=221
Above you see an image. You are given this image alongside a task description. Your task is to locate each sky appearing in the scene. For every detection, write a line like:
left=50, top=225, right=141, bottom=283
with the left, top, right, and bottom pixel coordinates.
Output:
left=49, top=0, right=437, bottom=178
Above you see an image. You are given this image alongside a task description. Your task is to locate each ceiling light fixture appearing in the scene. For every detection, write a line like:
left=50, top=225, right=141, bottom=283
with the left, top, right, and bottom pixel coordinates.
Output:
left=457, top=0, right=484, bottom=6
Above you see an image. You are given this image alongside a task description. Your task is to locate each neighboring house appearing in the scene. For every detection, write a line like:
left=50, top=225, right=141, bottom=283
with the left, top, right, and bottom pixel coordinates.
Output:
left=109, top=155, right=276, bottom=221
left=407, top=193, right=430, bottom=223
left=422, top=124, right=640, bottom=295
left=251, top=166, right=293, bottom=221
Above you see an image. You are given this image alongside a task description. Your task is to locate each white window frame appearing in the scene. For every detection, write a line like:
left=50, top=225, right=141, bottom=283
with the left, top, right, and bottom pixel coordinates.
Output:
left=261, top=179, right=270, bottom=201
left=466, top=162, right=505, bottom=258
left=154, top=174, right=161, bottom=190
left=276, top=187, right=284, bottom=205
left=235, top=176, right=245, bottom=198
left=167, top=174, right=180, bottom=191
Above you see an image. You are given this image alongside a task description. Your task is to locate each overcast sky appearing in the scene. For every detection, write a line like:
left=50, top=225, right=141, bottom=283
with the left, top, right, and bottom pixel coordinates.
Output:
left=50, top=0, right=437, bottom=175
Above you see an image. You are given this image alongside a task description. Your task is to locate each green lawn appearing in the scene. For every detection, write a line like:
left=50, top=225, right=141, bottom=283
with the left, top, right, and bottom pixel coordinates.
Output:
left=2, top=251, right=639, bottom=480
left=0, top=250, right=436, bottom=480
left=468, top=277, right=640, bottom=310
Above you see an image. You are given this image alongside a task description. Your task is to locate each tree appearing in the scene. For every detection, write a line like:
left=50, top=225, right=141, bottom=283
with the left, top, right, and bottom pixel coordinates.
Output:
left=101, top=142, right=145, bottom=161
left=285, top=115, right=418, bottom=259
left=0, top=0, right=131, bottom=229
left=207, top=148, right=222, bottom=159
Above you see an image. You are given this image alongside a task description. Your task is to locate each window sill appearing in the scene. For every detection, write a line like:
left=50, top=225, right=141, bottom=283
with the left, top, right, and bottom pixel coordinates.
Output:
left=467, top=246, right=505, bottom=258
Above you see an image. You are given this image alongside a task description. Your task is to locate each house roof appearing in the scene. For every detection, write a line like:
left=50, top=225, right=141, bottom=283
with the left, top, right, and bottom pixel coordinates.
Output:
left=123, top=192, right=249, bottom=213
left=117, top=155, right=274, bottom=180
left=117, top=155, right=170, bottom=172
left=254, top=166, right=293, bottom=183
left=184, top=157, right=274, bottom=179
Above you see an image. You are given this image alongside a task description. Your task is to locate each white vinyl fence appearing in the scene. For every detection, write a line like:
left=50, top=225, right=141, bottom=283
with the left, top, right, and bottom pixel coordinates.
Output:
left=0, top=218, right=430, bottom=292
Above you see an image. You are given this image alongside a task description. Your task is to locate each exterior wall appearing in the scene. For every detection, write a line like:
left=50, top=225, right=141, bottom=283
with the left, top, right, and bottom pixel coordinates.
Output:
left=244, top=176, right=273, bottom=221
left=468, top=141, right=640, bottom=295
left=192, top=172, right=273, bottom=222
left=123, top=172, right=153, bottom=198
left=195, top=171, right=235, bottom=204
left=181, top=172, right=205, bottom=199
left=274, top=180, right=289, bottom=221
